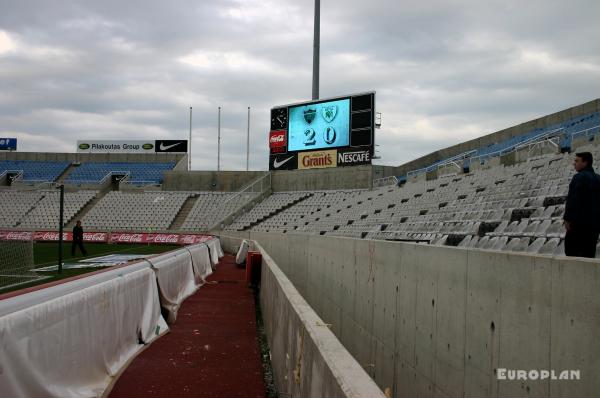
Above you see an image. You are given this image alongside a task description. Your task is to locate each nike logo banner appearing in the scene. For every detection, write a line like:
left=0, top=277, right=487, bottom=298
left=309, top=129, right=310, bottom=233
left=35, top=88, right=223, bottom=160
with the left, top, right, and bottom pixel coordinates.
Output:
left=269, top=153, right=297, bottom=170
left=155, top=140, right=188, bottom=153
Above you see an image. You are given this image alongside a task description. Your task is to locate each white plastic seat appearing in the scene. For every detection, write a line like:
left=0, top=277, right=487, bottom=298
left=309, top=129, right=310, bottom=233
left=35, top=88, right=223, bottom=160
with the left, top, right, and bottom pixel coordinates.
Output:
left=538, top=238, right=560, bottom=255
left=526, top=238, right=546, bottom=253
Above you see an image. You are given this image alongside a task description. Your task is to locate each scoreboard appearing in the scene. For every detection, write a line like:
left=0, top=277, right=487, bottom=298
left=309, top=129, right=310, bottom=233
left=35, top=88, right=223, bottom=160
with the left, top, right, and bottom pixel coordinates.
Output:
left=269, top=92, right=375, bottom=170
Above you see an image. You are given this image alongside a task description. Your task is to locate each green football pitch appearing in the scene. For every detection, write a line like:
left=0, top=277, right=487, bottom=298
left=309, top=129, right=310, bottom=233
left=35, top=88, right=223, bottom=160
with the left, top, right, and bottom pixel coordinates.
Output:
left=1, top=242, right=180, bottom=294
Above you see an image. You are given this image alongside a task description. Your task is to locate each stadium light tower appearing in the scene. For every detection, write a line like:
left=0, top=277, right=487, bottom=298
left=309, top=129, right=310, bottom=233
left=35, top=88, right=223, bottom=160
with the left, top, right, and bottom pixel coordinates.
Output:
left=189, top=106, right=192, bottom=171
left=217, top=106, right=221, bottom=171
left=246, top=106, right=250, bottom=171
left=312, top=0, right=320, bottom=100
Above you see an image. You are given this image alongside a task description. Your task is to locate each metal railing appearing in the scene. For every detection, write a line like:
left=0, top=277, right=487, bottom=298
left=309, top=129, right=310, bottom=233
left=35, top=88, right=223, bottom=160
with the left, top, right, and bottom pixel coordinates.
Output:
left=407, top=150, right=477, bottom=178
left=570, top=124, right=600, bottom=141
left=372, top=175, right=398, bottom=188
left=221, top=172, right=271, bottom=206
left=401, top=124, right=596, bottom=181
left=209, top=172, right=272, bottom=230
left=3, top=169, right=24, bottom=183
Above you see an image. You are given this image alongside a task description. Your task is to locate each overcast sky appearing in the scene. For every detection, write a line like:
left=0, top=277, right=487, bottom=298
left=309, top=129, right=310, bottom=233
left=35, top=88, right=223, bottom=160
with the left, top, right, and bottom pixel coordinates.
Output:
left=1, top=0, right=599, bottom=170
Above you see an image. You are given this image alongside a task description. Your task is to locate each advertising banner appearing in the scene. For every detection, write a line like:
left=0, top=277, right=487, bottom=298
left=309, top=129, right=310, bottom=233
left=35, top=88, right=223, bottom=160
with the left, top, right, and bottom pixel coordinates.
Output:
left=0, top=231, right=32, bottom=241
left=298, top=150, right=337, bottom=170
left=155, top=140, right=188, bottom=153
left=269, top=130, right=287, bottom=149
left=178, top=234, right=214, bottom=245
left=337, top=147, right=372, bottom=167
left=77, top=140, right=156, bottom=153
left=77, top=140, right=188, bottom=154
left=0, top=138, right=17, bottom=151
left=32, top=231, right=109, bottom=243
left=109, top=232, right=213, bottom=245
left=269, top=153, right=298, bottom=171
left=0, top=231, right=211, bottom=245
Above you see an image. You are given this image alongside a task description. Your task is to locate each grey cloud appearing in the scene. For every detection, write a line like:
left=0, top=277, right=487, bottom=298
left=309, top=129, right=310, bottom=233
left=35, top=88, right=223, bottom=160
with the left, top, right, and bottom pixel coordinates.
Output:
left=0, top=0, right=599, bottom=171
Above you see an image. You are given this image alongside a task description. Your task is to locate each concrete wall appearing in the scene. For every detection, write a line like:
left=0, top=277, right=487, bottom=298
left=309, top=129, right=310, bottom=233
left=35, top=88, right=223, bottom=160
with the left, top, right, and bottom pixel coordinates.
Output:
left=393, top=98, right=600, bottom=177
left=221, top=231, right=600, bottom=398
left=162, top=170, right=267, bottom=191
left=272, top=165, right=373, bottom=191
left=257, top=242, right=386, bottom=398
left=218, top=234, right=386, bottom=398
left=0, top=152, right=184, bottom=164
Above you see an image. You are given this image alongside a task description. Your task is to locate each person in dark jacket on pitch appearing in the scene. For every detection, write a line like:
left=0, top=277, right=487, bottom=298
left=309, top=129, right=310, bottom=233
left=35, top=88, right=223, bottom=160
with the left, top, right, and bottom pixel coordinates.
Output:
left=563, top=152, right=600, bottom=257
left=72, top=220, right=88, bottom=256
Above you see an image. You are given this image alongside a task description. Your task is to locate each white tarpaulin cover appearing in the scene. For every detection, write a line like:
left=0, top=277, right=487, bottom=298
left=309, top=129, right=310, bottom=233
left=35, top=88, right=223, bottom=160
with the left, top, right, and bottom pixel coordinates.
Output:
left=0, top=264, right=167, bottom=398
left=206, top=238, right=224, bottom=265
left=186, top=244, right=213, bottom=286
left=235, top=240, right=250, bottom=265
left=146, top=248, right=197, bottom=323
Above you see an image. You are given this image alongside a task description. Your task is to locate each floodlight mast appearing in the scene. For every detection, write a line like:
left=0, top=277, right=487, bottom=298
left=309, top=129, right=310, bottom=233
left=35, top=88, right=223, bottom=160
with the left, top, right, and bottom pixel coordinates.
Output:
left=189, top=106, right=192, bottom=171
left=312, top=0, right=320, bottom=100
left=217, top=107, right=221, bottom=171
left=246, top=107, right=250, bottom=171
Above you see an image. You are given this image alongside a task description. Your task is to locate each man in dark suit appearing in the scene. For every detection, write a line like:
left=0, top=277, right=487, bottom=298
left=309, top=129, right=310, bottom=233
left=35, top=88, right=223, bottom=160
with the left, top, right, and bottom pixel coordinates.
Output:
left=563, top=152, right=600, bottom=257
left=72, top=220, right=88, bottom=256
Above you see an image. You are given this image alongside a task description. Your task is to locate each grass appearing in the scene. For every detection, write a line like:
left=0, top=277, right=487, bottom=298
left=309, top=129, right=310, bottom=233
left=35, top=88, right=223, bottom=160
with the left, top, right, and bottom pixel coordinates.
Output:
left=33, top=242, right=180, bottom=266
left=0, top=242, right=180, bottom=295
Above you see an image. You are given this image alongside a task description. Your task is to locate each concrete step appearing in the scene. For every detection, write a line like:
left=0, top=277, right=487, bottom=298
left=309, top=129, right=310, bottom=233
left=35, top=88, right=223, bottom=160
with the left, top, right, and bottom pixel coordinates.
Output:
left=65, top=186, right=112, bottom=229
left=169, top=195, right=199, bottom=230
left=242, top=193, right=314, bottom=231
left=55, top=163, right=77, bottom=184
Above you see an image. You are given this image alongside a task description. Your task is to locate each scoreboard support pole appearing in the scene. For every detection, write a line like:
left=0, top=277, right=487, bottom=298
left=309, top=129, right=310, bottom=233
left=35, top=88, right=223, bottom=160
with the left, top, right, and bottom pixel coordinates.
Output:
left=246, top=106, right=250, bottom=171
left=312, top=0, right=320, bottom=100
left=217, top=106, right=221, bottom=172
left=189, top=106, right=192, bottom=171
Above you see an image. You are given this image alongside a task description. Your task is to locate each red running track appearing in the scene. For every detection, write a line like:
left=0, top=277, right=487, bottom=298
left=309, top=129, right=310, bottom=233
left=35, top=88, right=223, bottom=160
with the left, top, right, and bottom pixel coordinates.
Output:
left=109, top=254, right=266, bottom=398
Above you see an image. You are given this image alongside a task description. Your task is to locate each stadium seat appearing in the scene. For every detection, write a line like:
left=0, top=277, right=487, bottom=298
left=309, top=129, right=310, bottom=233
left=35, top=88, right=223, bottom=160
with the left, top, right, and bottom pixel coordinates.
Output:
left=0, top=160, right=70, bottom=182
left=65, top=162, right=175, bottom=184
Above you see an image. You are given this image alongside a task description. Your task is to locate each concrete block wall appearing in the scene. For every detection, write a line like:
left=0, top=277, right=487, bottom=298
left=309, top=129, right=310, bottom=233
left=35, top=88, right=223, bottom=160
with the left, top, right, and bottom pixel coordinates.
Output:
left=0, top=152, right=183, bottom=164
left=257, top=243, right=386, bottom=398
left=218, top=234, right=385, bottom=398
left=223, top=231, right=600, bottom=398
left=271, top=165, right=374, bottom=191
left=162, top=170, right=267, bottom=192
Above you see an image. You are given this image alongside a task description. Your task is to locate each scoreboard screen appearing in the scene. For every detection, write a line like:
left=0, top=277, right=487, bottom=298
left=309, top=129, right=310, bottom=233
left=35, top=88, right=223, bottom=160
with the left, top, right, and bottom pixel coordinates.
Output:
left=269, top=92, right=375, bottom=171
left=287, top=98, right=350, bottom=151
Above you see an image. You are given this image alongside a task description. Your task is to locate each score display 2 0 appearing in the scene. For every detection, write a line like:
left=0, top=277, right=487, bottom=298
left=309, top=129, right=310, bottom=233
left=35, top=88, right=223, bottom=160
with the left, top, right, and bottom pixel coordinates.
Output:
left=287, top=98, right=350, bottom=151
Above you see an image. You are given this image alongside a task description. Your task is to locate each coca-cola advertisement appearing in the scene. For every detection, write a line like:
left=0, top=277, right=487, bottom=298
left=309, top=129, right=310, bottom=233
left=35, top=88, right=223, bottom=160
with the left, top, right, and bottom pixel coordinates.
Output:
left=0, top=230, right=33, bottom=241
left=33, top=231, right=71, bottom=241
left=0, top=230, right=211, bottom=246
left=83, top=232, right=109, bottom=243
left=145, top=234, right=181, bottom=244
left=32, top=231, right=109, bottom=243
left=179, top=234, right=213, bottom=244
left=109, top=232, right=212, bottom=245
left=110, top=233, right=146, bottom=244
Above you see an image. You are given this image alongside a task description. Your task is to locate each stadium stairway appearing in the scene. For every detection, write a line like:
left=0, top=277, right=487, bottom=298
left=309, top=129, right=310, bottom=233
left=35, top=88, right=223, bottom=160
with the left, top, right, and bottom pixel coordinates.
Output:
left=233, top=192, right=314, bottom=231
left=54, top=163, right=77, bottom=184
left=14, top=194, right=45, bottom=228
left=169, top=195, right=199, bottom=230
left=64, top=185, right=112, bottom=229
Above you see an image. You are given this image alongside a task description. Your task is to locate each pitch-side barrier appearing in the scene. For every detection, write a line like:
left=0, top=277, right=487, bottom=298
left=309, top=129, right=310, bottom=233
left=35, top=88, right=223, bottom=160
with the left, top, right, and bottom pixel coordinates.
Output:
left=0, top=238, right=223, bottom=398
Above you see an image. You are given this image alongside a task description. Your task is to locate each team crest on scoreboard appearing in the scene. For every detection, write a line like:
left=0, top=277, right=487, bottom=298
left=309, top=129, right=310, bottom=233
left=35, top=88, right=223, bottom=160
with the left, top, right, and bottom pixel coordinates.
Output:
left=303, top=108, right=316, bottom=124
left=322, top=105, right=337, bottom=123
